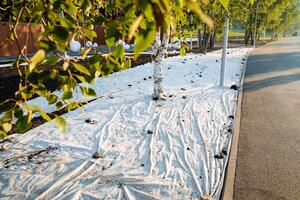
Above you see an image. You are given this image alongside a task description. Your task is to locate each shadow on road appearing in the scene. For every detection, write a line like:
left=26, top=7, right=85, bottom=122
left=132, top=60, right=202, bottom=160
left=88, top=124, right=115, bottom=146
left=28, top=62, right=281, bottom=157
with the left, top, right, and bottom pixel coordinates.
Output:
left=244, top=72, right=300, bottom=92
left=243, top=39, right=300, bottom=91
left=246, top=51, right=300, bottom=77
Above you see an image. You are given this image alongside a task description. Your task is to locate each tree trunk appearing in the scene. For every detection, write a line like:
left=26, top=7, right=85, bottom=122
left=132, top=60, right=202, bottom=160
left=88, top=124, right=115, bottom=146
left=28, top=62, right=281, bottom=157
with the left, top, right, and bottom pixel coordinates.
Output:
left=202, top=24, right=207, bottom=50
left=209, top=32, right=216, bottom=49
left=244, top=28, right=248, bottom=46
left=245, top=27, right=252, bottom=46
left=153, top=33, right=169, bottom=100
left=201, top=24, right=211, bottom=53
left=189, top=33, right=193, bottom=51
left=209, top=12, right=215, bottom=50
left=203, top=32, right=211, bottom=53
left=272, top=27, right=276, bottom=40
left=244, top=9, right=254, bottom=46
left=198, top=28, right=201, bottom=50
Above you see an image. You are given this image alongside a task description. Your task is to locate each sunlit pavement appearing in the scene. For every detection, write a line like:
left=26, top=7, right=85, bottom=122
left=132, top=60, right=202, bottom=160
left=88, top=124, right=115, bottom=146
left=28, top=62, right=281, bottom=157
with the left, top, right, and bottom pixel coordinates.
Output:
left=234, top=37, right=300, bottom=200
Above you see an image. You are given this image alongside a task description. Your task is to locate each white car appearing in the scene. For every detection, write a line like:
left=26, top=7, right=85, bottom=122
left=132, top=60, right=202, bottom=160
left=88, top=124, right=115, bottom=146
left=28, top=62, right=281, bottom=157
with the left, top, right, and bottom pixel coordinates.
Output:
left=168, top=41, right=181, bottom=49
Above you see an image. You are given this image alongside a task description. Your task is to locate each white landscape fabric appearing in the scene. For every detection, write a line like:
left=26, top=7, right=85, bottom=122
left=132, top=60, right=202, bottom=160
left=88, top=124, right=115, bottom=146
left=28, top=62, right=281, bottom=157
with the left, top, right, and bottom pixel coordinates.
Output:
left=0, top=48, right=252, bottom=200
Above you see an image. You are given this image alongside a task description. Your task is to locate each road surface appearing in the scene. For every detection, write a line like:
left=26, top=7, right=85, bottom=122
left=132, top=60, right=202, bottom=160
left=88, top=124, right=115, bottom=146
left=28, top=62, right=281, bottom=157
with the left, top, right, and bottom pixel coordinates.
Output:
left=234, top=37, right=300, bottom=200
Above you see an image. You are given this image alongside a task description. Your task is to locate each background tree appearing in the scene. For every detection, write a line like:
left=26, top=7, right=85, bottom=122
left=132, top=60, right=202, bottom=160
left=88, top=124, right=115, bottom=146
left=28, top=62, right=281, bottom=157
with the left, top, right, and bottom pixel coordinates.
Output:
left=229, top=0, right=300, bottom=45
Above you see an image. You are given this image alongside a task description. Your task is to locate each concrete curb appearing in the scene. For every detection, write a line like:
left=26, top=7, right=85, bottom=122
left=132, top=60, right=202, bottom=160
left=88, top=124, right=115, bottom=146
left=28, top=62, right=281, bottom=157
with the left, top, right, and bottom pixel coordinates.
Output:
left=220, top=50, right=253, bottom=200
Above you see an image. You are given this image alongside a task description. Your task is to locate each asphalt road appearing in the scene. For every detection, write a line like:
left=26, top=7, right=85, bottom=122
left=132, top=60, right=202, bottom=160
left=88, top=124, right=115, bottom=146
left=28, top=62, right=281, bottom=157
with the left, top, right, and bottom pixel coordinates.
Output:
left=234, top=37, right=300, bottom=200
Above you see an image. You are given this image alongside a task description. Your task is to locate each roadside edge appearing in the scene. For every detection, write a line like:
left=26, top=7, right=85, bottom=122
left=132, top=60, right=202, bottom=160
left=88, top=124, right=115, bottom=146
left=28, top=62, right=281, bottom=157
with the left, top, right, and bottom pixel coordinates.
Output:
left=220, top=49, right=253, bottom=200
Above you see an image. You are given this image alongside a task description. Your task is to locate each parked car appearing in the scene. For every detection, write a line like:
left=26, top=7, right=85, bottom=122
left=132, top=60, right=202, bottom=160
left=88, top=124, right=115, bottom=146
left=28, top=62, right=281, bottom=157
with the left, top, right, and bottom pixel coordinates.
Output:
left=292, top=32, right=299, bottom=36
left=168, top=40, right=181, bottom=50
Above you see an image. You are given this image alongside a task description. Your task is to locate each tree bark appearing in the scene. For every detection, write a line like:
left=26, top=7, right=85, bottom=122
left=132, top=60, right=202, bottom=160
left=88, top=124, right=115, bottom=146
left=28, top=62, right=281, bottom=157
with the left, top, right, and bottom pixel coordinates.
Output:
left=209, top=32, right=216, bottom=49
left=202, top=24, right=207, bottom=50
left=272, top=27, right=276, bottom=40
left=203, top=32, right=211, bottom=53
left=244, top=9, right=254, bottom=46
left=153, top=32, right=169, bottom=100
left=245, top=28, right=249, bottom=46
left=198, top=28, right=201, bottom=50
left=201, top=24, right=211, bottom=53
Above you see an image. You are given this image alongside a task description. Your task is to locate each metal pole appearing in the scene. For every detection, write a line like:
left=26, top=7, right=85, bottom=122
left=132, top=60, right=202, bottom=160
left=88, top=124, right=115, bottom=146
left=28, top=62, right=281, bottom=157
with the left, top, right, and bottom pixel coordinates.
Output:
left=253, top=2, right=259, bottom=48
left=61, top=11, right=68, bottom=58
left=220, top=13, right=229, bottom=86
left=197, top=28, right=201, bottom=48
left=190, top=15, right=193, bottom=50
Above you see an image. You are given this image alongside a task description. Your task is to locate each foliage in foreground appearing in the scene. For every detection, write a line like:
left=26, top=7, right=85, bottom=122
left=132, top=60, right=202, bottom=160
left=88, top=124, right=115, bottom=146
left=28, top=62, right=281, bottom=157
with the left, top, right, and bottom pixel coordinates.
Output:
left=0, top=0, right=223, bottom=138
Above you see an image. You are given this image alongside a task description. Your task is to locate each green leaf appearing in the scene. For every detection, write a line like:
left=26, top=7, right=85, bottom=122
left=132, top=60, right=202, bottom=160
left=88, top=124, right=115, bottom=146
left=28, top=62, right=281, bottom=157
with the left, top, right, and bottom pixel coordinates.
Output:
left=180, top=47, right=186, bottom=56
left=101, top=63, right=114, bottom=76
left=14, top=106, right=24, bottom=118
left=29, top=49, right=45, bottom=72
left=105, top=37, right=115, bottom=48
left=15, top=115, right=32, bottom=133
left=20, top=87, right=33, bottom=100
left=80, top=86, right=96, bottom=97
left=51, top=26, right=69, bottom=43
left=88, top=54, right=101, bottom=70
left=50, top=69, right=59, bottom=79
left=144, top=4, right=154, bottom=21
left=134, top=25, right=155, bottom=59
left=39, top=40, right=56, bottom=52
left=81, top=27, right=97, bottom=40
left=2, top=122, right=12, bottom=132
left=63, top=61, right=70, bottom=70
left=46, top=94, right=58, bottom=104
left=108, top=56, right=120, bottom=66
left=112, top=45, right=124, bottom=59
left=64, top=2, right=78, bottom=18
left=2, top=111, right=13, bottom=123
left=54, top=116, right=67, bottom=132
left=0, top=100, right=14, bottom=113
left=219, top=0, right=229, bottom=9
left=123, top=59, right=131, bottom=69
left=61, top=77, right=76, bottom=92
left=75, top=75, right=88, bottom=83
left=32, top=105, right=51, bottom=122
left=59, top=16, right=74, bottom=29
left=62, top=91, right=73, bottom=100
left=87, top=88, right=96, bottom=96
left=43, top=56, right=60, bottom=66
left=106, top=21, right=120, bottom=41
left=128, top=15, right=144, bottom=40
left=185, top=1, right=214, bottom=29
left=67, top=102, right=79, bottom=112
left=81, top=0, right=92, bottom=14
left=72, top=63, right=91, bottom=76
left=36, top=71, right=51, bottom=83
left=35, top=83, right=48, bottom=96
left=0, top=131, right=7, bottom=139
left=56, top=101, right=64, bottom=110
left=81, top=47, right=91, bottom=58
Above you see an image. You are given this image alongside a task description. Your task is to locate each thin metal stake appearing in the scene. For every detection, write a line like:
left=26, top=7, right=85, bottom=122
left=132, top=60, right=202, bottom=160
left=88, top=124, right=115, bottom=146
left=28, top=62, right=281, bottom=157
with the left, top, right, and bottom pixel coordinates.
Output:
left=253, top=2, right=259, bottom=48
left=220, top=14, right=229, bottom=86
left=190, top=15, right=193, bottom=50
